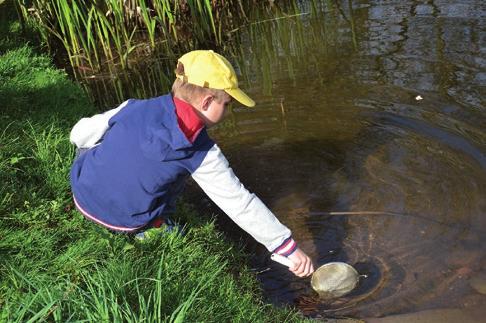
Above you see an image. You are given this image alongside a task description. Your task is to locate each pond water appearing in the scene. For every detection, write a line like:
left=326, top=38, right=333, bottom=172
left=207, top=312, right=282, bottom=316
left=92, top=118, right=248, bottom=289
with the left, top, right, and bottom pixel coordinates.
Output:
left=80, top=0, right=486, bottom=320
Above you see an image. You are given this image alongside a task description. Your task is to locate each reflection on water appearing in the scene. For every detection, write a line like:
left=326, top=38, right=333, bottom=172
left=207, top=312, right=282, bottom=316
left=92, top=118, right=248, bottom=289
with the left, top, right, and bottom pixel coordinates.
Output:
left=82, top=0, right=486, bottom=319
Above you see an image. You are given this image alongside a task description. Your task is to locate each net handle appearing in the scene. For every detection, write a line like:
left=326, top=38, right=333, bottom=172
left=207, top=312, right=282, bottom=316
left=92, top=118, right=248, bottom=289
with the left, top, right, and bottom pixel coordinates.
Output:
left=271, top=253, right=295, bottom=268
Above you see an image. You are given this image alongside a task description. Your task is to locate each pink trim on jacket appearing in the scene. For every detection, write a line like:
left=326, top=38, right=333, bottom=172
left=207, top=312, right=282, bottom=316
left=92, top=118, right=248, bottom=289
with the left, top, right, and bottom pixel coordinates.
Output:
left=73, top=195, right=144, bottom=232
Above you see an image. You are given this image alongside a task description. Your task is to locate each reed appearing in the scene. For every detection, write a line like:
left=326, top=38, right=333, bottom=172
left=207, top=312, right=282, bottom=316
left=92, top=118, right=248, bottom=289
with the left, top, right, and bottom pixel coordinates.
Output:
left=152, top=0, right=178, bottom=45
left=16, top=0, right=356, bottom=112
left=62, top=0, right=350, bottom=109
left=16, top=0, right=262, bottom=75
left=140, top=1, right=153, bottom=47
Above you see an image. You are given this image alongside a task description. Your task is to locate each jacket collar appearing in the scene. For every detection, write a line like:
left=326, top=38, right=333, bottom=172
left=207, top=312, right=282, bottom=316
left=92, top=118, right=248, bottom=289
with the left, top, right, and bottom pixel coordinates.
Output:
left=173, top=96, right=205, bottom=144
left=158, top=94, right=205, bottom=150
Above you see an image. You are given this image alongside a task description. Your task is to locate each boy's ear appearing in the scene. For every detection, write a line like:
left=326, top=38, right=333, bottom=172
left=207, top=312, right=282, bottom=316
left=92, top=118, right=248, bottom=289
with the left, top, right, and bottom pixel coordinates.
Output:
left=200, top=94, right=214, bottom=111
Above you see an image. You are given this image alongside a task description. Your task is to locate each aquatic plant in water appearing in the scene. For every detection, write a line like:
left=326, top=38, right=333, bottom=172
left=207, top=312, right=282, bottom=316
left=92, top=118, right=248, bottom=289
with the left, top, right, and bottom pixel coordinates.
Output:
left=16, top=0, right=262, bottom=75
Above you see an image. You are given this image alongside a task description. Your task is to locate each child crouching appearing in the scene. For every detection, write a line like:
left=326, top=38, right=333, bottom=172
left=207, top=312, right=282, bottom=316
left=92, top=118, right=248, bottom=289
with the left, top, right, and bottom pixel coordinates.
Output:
left=70, top=50, right=314, bottom=277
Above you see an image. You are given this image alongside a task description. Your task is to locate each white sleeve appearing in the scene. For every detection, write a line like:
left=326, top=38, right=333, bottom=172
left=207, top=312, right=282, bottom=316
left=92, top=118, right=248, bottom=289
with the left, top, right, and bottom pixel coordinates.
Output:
left=191, top=144, right=292, bottom=252
left=69, top=100, right=130, bottom=148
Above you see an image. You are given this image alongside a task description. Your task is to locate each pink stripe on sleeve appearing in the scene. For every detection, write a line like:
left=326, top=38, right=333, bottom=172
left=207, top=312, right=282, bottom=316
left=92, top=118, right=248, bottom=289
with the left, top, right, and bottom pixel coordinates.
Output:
left=274, top=237, right=297, bottom=256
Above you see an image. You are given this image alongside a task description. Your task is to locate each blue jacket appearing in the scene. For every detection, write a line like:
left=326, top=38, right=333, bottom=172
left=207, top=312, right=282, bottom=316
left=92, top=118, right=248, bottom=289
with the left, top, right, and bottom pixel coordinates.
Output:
left=71, top=94, right=213, bottom=229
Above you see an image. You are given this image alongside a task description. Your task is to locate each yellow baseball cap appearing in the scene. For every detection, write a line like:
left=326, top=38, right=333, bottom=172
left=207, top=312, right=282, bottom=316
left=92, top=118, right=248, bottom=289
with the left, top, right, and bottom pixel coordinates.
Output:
left=175, top=50, right=255, bottom=107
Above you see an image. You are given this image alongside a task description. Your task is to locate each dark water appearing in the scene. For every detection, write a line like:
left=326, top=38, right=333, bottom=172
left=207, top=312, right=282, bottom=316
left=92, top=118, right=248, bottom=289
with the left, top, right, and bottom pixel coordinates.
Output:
left=211, top=0, right=486, bottom=319
left=82, top=0, right=486, bottom=319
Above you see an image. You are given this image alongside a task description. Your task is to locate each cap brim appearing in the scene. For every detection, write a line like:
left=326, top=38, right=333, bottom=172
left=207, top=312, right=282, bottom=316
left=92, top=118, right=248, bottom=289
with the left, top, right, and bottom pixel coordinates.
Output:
left=225, top=88, right=255, bottom=107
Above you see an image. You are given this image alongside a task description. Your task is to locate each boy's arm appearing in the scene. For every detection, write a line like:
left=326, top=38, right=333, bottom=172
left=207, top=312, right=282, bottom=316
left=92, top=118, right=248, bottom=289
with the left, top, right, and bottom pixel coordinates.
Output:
left=191, top=144, right=298, bottom=256
left=70, top=100, right=130, bottom=148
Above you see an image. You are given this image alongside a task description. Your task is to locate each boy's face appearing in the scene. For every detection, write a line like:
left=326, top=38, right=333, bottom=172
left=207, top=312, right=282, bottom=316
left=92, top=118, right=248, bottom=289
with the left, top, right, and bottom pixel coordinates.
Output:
left=200, top=95, right=232, bottom=128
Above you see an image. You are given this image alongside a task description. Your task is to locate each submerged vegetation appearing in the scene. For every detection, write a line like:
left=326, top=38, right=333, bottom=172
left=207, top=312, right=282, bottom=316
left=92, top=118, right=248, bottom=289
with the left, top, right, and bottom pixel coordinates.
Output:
left=0, top=2, right=308, bottom=321
left=15, top=0, right=344, bottom=107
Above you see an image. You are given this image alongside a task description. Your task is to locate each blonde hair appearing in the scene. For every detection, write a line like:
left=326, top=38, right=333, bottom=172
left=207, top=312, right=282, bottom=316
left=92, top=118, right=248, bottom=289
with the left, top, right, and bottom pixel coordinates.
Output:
left=171, top=62, right=229, bottom=106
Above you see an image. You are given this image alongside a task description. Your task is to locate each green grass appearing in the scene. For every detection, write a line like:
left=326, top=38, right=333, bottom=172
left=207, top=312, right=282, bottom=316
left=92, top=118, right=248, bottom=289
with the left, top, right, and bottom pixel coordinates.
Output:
left=0, top=4, right=308, bottom=322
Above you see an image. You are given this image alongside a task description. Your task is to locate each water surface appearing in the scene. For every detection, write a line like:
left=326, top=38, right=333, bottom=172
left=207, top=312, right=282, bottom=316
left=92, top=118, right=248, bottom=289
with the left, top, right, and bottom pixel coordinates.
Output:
left=210, top=0, right=486, bottom=319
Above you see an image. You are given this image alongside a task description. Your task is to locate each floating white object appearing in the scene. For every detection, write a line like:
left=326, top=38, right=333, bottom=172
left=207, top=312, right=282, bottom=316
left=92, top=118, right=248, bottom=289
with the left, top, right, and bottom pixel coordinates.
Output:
left=271, top=254, right=360, bottom=299
left=415, top=95, right=423, bottom=101
left=310, top=262, right=360, bottom=299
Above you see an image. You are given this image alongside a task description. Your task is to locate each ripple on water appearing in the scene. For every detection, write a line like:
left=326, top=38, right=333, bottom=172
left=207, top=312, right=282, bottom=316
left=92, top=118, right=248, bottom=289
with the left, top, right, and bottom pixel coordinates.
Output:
left=287, top=211, right=485, bottom=318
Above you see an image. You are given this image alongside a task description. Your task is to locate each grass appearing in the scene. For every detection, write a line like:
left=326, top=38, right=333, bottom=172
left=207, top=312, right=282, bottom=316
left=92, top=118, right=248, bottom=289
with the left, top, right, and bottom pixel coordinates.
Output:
left=0, top=3, right=309, bottom=322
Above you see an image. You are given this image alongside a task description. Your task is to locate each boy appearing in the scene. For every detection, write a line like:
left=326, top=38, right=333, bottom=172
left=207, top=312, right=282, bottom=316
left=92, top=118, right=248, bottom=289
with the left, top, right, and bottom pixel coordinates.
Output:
left=70, top=50, right=314, bottom=277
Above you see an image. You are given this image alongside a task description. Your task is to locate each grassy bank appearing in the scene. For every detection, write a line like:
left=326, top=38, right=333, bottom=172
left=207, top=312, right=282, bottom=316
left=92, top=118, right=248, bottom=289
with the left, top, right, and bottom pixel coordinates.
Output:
left=0, top=4, right=307, bottom=322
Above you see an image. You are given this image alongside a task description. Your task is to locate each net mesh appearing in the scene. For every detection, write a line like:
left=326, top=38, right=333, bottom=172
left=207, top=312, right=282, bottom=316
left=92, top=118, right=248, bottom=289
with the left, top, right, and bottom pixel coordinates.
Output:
left=311, top=262, right=359, bottom=298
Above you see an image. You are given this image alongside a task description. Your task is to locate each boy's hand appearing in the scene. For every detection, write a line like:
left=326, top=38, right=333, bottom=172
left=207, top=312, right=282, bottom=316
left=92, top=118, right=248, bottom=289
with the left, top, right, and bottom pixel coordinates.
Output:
left=287, top=248, right=315, bottom=277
